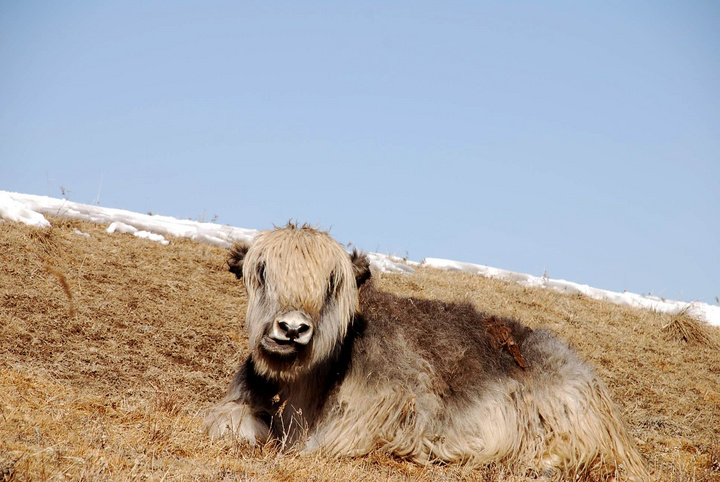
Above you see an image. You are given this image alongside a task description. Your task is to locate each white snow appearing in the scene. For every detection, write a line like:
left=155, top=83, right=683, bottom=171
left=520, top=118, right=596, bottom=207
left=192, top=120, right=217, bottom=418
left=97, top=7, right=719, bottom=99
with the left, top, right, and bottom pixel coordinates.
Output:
left=106, top=221, right=169, bottom=245
left=0, top=191, right=257, bottom=247
left=423, top=258, right=720, bottom=327
left=0, top=191, right=52, bottom=228
left=366, top=252, right=418, bottom=274
left=2, top=190, right=718, bottom=327
left=106, top=221, right=140, bottom=235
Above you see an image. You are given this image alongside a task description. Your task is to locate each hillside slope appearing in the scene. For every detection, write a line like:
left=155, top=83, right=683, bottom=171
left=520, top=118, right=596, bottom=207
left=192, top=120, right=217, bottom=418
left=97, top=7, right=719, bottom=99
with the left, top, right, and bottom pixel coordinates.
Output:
left=1, top=218, right=719, bottom=481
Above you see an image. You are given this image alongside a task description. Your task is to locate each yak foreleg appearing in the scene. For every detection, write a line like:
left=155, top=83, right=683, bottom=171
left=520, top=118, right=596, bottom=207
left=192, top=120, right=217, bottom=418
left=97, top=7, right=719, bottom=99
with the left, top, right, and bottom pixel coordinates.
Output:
left=204, top=358, right=273, bottom=445
left=204, top=400, right=269, bottom=443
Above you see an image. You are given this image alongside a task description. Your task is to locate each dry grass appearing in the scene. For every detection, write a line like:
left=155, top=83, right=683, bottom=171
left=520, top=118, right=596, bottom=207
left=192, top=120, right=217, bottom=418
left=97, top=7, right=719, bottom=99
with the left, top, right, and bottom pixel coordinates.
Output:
left=1, top=217, right=719, bottom=481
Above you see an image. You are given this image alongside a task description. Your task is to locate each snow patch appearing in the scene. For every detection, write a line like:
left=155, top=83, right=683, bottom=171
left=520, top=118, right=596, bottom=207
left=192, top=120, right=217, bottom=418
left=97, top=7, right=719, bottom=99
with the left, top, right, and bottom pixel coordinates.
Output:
left=134, top=230, right=169, bottom=245
left=107, top=221, right=138, bottom=235
left=0, top=191, right=51, bottom=228
left=423, top=258, right=720, bottom=327
left=107, top=221, right=168, bottom=245
left=0, top=191, right=257, bottom=247
left=367, top=253, right=418, bottom=275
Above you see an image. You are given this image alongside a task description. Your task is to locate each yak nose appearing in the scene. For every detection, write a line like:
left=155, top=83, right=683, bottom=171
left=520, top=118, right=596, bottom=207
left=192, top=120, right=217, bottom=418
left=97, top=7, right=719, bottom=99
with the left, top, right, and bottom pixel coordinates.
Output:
left=270, top=312, right=314, bottom=345
left=278, top=321, right=310, bottom=339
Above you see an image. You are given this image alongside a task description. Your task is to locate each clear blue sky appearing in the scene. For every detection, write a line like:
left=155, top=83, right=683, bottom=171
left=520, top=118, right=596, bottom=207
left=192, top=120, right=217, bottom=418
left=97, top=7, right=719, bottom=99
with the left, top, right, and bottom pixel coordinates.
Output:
left=2, top=1, right=718, bottom=304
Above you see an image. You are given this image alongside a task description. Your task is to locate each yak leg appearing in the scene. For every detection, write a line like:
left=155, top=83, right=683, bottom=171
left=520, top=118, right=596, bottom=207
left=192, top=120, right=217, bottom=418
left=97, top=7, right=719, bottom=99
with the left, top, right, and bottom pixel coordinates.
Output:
left=204, top=400, right=269, bottom=443
left=205, top=358, right=274, bottom=444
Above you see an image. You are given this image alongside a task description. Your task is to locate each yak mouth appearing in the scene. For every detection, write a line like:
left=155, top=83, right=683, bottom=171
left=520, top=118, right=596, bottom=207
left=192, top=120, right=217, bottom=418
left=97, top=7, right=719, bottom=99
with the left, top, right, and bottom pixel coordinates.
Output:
left=260, top=335, right=304, bottom=357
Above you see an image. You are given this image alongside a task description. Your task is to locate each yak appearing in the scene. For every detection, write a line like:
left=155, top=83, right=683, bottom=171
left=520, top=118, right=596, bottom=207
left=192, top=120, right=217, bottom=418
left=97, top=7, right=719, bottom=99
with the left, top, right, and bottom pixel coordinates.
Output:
left=205, top=223, right=647, bottom=480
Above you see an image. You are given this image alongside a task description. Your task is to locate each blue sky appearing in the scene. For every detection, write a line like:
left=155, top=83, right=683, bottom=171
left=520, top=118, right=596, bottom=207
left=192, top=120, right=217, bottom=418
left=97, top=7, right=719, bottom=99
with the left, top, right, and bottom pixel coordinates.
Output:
left=2, top=1, right=718, bottom=304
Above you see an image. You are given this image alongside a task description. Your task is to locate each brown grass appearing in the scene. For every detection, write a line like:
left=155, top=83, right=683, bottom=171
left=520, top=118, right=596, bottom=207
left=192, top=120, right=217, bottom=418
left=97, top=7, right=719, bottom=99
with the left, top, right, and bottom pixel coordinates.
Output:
left=1, top=217, right=719, bottom=481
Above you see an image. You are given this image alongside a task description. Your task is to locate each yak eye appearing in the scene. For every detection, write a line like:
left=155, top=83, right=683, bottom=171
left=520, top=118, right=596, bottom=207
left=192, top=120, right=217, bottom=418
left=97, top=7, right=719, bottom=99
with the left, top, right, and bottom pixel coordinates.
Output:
left=256, top=263, right=266, bottom=285
left=326, top=272, right=340, bottom=299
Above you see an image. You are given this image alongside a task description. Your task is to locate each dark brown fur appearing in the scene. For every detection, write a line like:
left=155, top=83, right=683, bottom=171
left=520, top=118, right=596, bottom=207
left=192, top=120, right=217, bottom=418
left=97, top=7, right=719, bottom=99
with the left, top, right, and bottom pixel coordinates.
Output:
left=350, top=249, right=371, bottom=287
left=227, top=242, right=250, bottom=280
left=355, top=282, right=531, bottom=404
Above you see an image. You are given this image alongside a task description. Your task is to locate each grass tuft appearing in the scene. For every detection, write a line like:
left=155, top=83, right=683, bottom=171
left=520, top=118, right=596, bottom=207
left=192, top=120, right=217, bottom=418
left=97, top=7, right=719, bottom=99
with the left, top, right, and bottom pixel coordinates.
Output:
left=662, top=316, right=716, bottom=347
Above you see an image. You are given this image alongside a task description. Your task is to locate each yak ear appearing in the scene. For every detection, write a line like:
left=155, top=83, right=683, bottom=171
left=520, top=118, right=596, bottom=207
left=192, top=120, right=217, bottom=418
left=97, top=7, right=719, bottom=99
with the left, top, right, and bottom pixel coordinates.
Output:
left=227, top=242, right=251, bottom=280
left=350, top=249, right=371, bottom=287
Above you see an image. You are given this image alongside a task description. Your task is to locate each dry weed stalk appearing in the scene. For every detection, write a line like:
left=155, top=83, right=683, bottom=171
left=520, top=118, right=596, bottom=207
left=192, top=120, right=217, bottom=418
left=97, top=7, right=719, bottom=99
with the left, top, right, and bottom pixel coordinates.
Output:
left=43, top=263, right=76, bottom=318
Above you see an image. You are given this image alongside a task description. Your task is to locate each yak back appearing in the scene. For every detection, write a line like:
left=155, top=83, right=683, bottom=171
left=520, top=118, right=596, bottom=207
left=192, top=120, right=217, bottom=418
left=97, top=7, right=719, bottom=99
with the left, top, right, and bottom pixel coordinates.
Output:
left=353, top=282, right=532, bottom=403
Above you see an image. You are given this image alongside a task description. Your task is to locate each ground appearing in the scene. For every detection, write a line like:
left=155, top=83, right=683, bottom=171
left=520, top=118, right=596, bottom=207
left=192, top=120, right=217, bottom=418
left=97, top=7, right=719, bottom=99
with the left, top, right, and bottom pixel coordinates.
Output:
left=1, top=217, right=719, bottom=481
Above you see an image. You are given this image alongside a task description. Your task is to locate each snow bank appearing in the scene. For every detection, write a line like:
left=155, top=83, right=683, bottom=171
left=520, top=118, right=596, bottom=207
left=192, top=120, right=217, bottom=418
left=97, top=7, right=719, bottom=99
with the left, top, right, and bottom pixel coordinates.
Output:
left=2, top=190, right=718, bottom=327
left=0, top=191, right=52, bottom=228
left=423, top=258, right=720, bottom=327
left=0, top=191, right=256, bottom=247
left=366, top=253, right=418, bottom=275
left=106, top=221, right=170, bottom=245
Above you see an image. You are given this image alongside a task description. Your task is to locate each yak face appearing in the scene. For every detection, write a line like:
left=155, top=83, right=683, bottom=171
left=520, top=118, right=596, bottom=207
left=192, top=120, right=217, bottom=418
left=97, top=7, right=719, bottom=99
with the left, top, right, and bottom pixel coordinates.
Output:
left=228, top=224, right=370, bottom=381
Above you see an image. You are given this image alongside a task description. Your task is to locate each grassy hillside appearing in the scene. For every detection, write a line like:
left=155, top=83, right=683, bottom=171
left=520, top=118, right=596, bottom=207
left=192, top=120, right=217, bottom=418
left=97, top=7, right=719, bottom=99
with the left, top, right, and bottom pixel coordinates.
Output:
left=1, top=217, right=719, bottom=481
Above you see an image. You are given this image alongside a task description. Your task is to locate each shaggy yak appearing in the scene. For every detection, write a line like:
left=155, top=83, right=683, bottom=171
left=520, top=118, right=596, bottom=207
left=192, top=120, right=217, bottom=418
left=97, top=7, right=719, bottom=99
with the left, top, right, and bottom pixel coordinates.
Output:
left=205, top=224, right=647, bottom=480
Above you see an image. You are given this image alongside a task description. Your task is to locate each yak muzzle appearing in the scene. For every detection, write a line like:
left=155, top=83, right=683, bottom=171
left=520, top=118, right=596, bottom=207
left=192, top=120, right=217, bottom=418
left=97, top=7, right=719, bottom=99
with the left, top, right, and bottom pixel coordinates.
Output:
left=260, top=311, right=314, bottom=356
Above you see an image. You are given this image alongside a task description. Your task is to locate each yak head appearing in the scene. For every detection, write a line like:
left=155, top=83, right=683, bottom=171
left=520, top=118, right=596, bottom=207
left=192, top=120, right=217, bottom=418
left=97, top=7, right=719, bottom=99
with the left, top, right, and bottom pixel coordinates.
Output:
left=228, top=223, right=371, bottom=381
